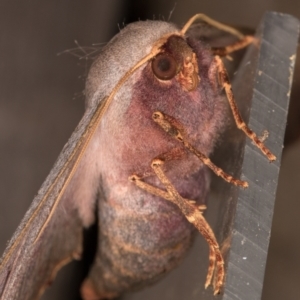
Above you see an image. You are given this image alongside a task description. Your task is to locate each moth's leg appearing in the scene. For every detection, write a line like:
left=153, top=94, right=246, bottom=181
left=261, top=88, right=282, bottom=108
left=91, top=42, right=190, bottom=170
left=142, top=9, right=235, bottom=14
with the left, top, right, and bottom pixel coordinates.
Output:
left=181, top=14, right=255, bottom=57
left=129, top=174, right=206, bottom=213
left=181, top=14, right=245, bottom=39
left=214, top=55, right=276, bottom=161
left=152, top=111, right=248, bottom=187
left=212, top=35, right=254, bottom=57
left=131, top=158, right=224, bottom=294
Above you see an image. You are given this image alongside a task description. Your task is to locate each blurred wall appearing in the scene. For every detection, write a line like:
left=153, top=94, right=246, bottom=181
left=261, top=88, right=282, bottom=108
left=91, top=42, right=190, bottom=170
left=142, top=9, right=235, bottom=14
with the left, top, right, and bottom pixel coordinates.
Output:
left=0, top=1, right=299, bottom=299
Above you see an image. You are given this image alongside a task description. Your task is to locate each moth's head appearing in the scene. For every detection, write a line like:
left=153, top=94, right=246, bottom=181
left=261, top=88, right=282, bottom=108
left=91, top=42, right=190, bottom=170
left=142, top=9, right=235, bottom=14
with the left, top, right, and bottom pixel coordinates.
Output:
left=85, top=15, right=245, bottom=115
left=150, top=35, right=199, bottom=92
left=85, top=15, right=231, bottom=112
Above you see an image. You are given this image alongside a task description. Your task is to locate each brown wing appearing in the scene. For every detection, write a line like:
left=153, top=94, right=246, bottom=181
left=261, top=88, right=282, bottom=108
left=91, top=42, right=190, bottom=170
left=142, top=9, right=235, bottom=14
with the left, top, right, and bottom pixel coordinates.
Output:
left=0, top=97, right=108, bottom=300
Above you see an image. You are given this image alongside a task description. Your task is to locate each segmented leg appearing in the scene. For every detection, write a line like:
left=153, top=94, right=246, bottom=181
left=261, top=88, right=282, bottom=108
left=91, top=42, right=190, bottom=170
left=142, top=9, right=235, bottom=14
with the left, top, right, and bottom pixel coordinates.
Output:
left=129, top=175, right=206, bottom=213
left=212, top=35, right=254, bottom=56
left=152, top=111, right=248, bottom=188
left=214, top=55, right=276, bottom=161
left=181, top=14, right=245, bottom=39
left=130, top=158, right=224, bottom=294
left=181, top=14, right=254, bottom=57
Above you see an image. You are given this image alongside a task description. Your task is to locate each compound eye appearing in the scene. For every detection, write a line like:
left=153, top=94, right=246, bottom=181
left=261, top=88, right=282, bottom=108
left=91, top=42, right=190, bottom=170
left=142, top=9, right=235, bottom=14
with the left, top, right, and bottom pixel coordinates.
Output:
left=151, top=53, right=178, bottom=80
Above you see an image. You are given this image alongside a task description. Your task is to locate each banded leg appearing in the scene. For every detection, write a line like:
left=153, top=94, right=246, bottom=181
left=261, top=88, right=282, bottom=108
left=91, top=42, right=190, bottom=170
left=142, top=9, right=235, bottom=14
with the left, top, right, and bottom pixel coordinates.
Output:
left=181, top=14, right=245, bottom=39
left=212, top=35, right=254, bottom=57
left=181, top=14, right=254, bottom=57
left=214, top=55, right=276, bottom=161
left=130, top=158, right=224, bottom=294
left=129, top=175, right=206, bottom=213
left=152, top=111, right=248, bottom=188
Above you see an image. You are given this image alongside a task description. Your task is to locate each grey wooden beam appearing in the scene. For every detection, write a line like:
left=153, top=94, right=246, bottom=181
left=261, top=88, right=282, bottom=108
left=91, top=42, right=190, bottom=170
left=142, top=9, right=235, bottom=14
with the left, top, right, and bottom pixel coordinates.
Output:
left=222, top=11, right=299, bottom=300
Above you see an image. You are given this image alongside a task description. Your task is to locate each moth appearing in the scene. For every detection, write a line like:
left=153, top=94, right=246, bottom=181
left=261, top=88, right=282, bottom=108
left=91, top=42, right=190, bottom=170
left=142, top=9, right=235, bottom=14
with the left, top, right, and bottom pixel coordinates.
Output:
left=0, top=14, right=275, bottom=300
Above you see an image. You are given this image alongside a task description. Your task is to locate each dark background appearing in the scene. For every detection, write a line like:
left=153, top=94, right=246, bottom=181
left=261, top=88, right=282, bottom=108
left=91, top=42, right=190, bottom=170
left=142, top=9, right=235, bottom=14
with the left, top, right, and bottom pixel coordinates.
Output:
left=0, top=1, right=299, bottom=299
